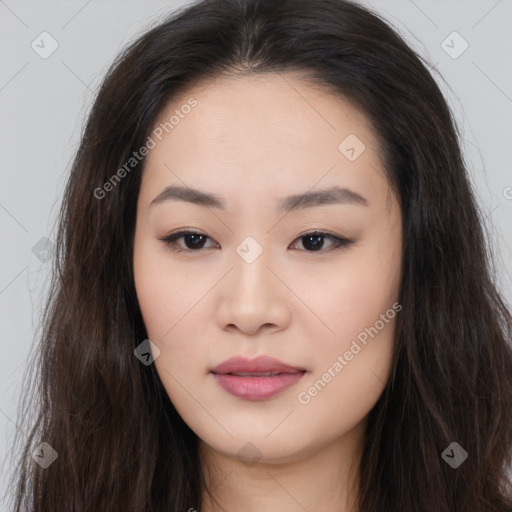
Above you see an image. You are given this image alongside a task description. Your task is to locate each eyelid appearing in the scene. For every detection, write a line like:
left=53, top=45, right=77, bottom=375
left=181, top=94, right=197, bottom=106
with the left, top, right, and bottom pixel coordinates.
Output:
left=289, top=230, right=353, bottom=251
left=159, top=229, right=354, bottom=253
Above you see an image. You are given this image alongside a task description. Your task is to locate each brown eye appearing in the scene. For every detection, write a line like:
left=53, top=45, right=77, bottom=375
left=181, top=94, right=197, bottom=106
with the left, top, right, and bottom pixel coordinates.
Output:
left=290, top=231, right=354, bottom=252
left=161, top=231, right=217, bottom=251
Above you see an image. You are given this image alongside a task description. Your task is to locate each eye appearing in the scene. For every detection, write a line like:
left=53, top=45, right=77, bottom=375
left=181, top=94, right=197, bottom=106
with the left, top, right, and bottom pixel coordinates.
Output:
left=289, top=230, right=354, bottom=252
left=160, top=230, right=217, bottom=251
left=160, top=230, right=354, bottom=253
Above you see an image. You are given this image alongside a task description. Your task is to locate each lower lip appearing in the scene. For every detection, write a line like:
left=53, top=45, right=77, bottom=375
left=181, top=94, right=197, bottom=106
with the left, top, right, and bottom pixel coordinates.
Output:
left=212, top=372, right=305, bottom=400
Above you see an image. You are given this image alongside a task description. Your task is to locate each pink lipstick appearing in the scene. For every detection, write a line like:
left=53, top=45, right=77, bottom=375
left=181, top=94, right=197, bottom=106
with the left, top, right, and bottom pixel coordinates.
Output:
left=211, top=355, right=306, bottom=400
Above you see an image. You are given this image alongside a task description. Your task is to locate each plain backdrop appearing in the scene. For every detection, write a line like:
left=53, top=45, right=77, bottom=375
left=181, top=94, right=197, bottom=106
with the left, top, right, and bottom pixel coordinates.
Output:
left=1, top=0, right=511, bottom=507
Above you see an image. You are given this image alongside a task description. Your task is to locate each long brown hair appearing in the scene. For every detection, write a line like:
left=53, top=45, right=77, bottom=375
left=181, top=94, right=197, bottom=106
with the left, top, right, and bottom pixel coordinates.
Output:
left=8, top=0, right=512, bottom=510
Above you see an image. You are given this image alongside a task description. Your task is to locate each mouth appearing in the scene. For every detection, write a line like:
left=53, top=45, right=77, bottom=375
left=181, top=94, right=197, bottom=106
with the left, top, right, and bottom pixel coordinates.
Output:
left=210, top=356, right=306, bottom=400
left=218, top=371, right=296, bottom=377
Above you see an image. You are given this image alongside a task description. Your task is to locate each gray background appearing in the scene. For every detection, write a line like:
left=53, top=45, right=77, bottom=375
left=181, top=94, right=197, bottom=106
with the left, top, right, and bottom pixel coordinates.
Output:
left=1, top=0, right=511, bottom=506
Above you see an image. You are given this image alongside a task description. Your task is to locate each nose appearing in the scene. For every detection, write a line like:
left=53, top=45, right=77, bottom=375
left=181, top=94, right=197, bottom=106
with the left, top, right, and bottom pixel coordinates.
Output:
left=215, top=251, right=291, bottom=336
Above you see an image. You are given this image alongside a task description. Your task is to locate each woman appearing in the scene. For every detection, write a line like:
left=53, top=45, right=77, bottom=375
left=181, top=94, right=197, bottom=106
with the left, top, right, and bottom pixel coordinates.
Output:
left=8, top=0, right=512, bottom=510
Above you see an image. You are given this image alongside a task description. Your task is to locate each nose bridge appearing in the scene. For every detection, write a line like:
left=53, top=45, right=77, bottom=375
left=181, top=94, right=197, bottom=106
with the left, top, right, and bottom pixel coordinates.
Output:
left=216, top=234, right=290, bottom=334
left=231, top=235, right=275, bottom=298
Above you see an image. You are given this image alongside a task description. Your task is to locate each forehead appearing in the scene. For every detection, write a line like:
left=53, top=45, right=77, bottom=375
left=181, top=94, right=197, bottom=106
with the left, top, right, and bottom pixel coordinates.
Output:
left=140, top=72, right=388, bottom=210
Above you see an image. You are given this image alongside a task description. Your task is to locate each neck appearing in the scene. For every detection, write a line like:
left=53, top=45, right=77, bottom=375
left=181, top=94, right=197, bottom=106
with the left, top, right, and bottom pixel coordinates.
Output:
left=198, top=420, right=365, bottom=512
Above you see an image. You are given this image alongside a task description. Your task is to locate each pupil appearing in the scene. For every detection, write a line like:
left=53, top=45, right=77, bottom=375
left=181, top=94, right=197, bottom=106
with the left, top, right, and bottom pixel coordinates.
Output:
left=304, top=235, right=323, bottom=251
left=186, top=234, right=205, bottom=249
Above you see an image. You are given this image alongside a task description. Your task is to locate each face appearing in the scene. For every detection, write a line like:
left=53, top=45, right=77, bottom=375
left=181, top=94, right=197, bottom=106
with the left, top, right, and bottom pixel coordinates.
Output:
left=133, top=73, right=402, bottom=465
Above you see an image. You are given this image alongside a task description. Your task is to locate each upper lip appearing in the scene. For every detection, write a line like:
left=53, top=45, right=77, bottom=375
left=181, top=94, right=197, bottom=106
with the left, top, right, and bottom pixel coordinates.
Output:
left=211, top=355, right=306, bottom=375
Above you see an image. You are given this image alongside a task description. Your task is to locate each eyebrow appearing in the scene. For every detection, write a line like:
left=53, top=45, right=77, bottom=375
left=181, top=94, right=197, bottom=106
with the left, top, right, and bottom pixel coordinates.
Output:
left=149, top=184, right=368, bottom=213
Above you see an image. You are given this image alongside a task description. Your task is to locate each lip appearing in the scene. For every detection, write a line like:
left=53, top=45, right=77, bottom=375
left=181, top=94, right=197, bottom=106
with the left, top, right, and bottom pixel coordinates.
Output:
left=211, top=356, right=306, bottom=400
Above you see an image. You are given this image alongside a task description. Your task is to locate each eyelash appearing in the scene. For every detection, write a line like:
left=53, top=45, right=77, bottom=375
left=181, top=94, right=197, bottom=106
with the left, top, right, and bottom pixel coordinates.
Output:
left=160, top=230, right=354, bottom=253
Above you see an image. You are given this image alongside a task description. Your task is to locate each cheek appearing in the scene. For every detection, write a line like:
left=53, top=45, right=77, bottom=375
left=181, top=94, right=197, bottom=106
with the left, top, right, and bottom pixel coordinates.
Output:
left=135, top=273, right=206, bottom=373
left=298, top=232, right=401, bottom=404
left=294, top=265, right=399, bottom=441
left=133, top=240, right=216, bottom=392
left=309, top=243, right=401, bottom=351
left=133, top=257, right=172, bottom=341
left=134, top=238, right=206, bottom=340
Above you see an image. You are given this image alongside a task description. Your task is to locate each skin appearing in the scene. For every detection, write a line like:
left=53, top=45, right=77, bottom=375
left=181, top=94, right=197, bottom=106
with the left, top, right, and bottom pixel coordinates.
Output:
left=133, top=72, right=403, bottom=512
